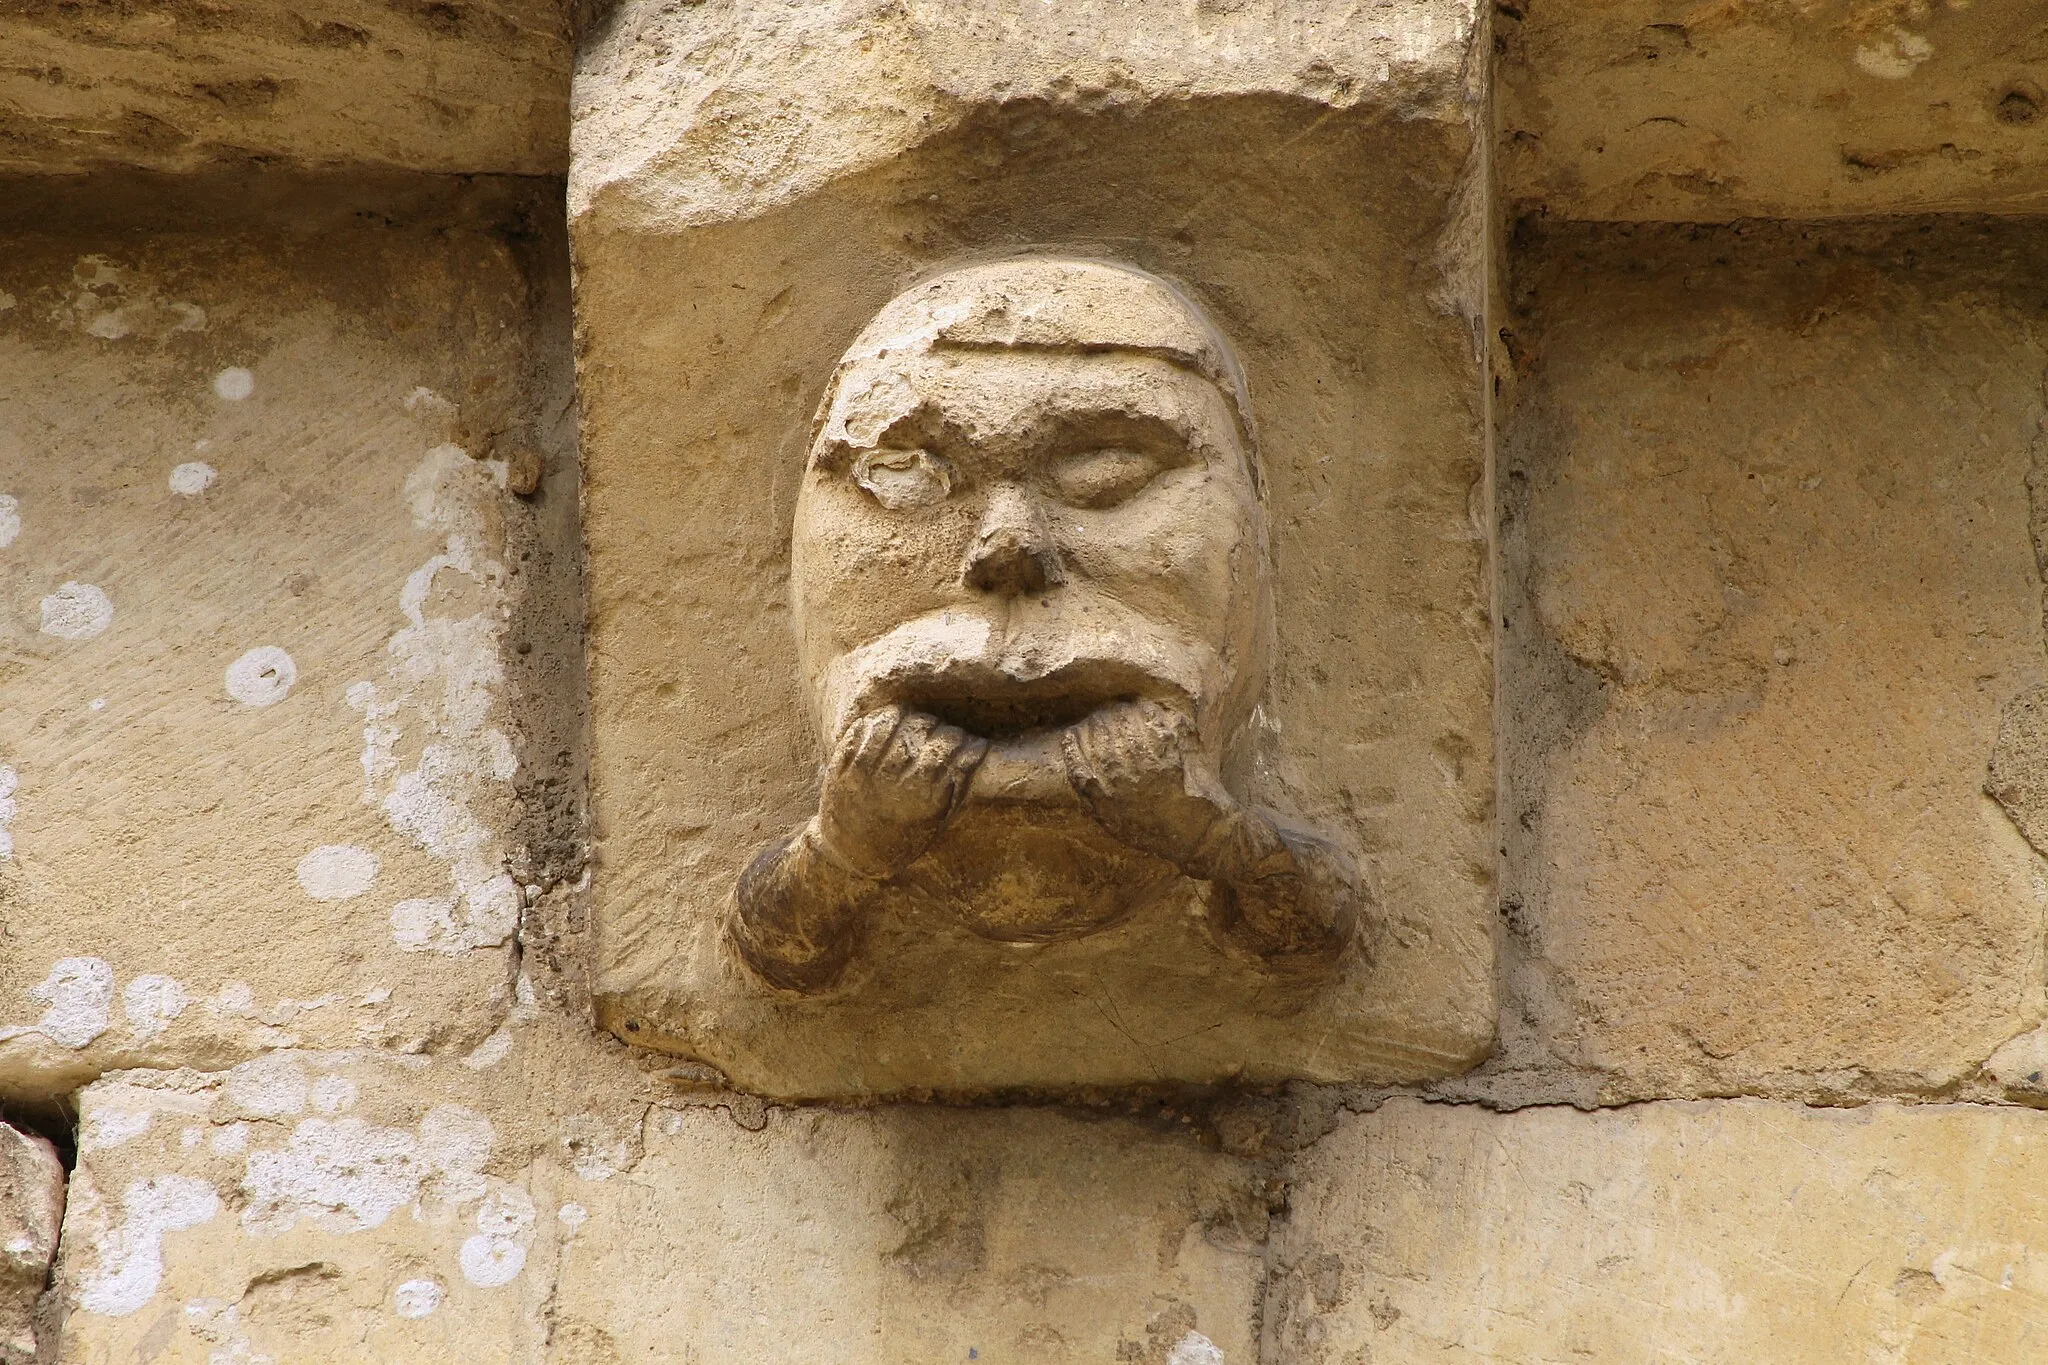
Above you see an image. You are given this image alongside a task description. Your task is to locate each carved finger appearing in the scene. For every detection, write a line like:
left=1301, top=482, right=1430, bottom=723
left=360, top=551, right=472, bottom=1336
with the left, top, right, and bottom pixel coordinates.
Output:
left=1093, top=708, right=1155, bottom=785
left=829, top=712, right=877, bottom=777
left=1059, top=724, right=1112, bottom=803
left=848, top=705, right=904, bottom=771
left=937, top=730, right=990, bottom=805
left=884, top=709, right=939, bottom=777
left=905, top=719, right=966, bottom=781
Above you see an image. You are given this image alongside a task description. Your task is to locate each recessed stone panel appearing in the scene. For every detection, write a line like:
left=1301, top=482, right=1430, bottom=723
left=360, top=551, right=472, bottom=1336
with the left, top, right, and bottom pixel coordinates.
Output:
left=1498, top=219, right=2048, bottom=1098
left=0, top=181, right=579, bottom=1103
left=573, top=1, right=1496, bottom=1096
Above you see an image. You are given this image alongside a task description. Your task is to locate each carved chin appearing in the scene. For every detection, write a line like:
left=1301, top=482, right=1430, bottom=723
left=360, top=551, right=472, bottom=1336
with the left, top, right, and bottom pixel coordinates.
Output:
left=901, top=803, right=1182, bottom=943
left=881, top=664, right=1202, bottom=942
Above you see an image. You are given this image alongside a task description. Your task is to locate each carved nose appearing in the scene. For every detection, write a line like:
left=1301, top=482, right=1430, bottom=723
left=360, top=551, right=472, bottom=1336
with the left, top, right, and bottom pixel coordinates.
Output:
left=963, top=483, right=1066, bottom=597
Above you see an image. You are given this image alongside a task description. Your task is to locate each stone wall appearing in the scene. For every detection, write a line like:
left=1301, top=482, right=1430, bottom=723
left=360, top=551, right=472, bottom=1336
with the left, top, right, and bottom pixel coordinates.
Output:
left=1, top=2, right=2045, bottom=1362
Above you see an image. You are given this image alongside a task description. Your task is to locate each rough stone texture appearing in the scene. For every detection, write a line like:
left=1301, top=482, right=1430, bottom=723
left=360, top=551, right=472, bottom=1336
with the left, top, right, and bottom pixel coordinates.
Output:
left=1501, top=0, right=2048, bottom=222
left=1488, top=218, right=2048, bottom=1103
left=573, top=0, right=1497, bottom=1097
left=1, top=1122, right=63, bottom=1365
left=1270, top=1097, right=2048, bottom=1363
left=49, top=1024, right=1264, bottom=1364
left=0, top=2, right=572, bottom=176
left=14, top=3, right=2048, bottom=1362
left=0, top=177, right=583, bottom=1106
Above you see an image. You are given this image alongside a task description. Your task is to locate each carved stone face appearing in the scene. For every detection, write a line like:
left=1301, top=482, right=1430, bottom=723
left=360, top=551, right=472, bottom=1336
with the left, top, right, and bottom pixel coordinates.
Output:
left=796, top=259, right=1266, bottom=752
left=791, top=257, right=1270, bottom=939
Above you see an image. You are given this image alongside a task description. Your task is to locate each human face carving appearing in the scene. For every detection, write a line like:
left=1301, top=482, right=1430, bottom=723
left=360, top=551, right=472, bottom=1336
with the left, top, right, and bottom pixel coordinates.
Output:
left=793, top=339, right=1266, bottom=764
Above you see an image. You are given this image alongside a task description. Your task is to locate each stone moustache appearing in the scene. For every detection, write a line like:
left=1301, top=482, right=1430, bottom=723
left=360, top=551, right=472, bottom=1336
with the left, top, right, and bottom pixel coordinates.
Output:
left=726, top=257, right=1370, bottom=994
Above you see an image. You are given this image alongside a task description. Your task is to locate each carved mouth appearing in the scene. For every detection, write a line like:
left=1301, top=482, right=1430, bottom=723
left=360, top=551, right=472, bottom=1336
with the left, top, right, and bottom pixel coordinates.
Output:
left=888, top=659, right=1178, bottom=740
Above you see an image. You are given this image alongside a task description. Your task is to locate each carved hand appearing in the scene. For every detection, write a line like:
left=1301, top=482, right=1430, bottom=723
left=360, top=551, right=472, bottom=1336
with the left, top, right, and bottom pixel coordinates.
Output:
left=1060, top=698, right=1362, bottom=968
left=729, top=705, right=987, bottom=993
left=1056, top=699, right=1235, bottom=869
left=814, top=704, right=990, bottom=879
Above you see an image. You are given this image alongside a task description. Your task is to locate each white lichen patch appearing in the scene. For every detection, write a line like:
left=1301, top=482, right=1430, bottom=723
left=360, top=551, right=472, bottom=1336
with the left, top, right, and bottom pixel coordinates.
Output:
left=224, top=646, right=297, bottom=708
left=18, top=956, right=115, bottom=1048
left=39, top=581, right=114, bottom=640
left=167, top=461, right=216, bottom=496
left=0, top=492, right=19, bottom=547
left=461, top=1028, right=513, bottom=1070
left=310, top=1074, right=359, bottom=1114
left=348, top=443, right=522, bottom=954
left=210, top=981, right=256, bottom=1018
left=295, top=845, right=379, bottom=901
left=238, top=1096, right=495, bottom=1236
left=417, top=1104, right=495, bottom=1206
left=212, top=367, right=255, bottom=401
left=0, top=763, right=16, bottom=859
left=459, top=1186, right=535, bottom=1288
left=560, top=1113, right=634, bottom=1182
left=122, top=975, right=189, bottom=1041
left=241, top=1118, right=423, bottom=1234
left=393, top=1278, right=444, bottom=1319
left=1854, top=28, right=1934, bottom=79
left=75, top=1172, right=221, bottom=1317
left=79, top=1107, right=154, bottom=1153
left=1167, top=1331, right=1226, bottom=1365
left=223, top=1053, right=310, bottom=1120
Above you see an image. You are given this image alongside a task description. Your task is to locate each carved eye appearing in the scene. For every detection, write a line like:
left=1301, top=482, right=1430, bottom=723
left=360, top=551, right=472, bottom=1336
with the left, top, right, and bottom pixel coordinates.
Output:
left=1049, top=447, right=1167, bottom=509
left=853, top=448, right=953, bottom=510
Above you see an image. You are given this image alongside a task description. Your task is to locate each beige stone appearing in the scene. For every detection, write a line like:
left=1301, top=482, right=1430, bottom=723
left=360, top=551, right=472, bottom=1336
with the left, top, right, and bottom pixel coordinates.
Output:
left=1496, top=218, right=2048, bottom=1098
left=1271, top=1096, right=2048, bottom=1364
left=575, top=0, right=1497, bottom=1096
left=0, top=2, right=571, bottom=176
left=0, top=179, right=581, bottom=1105
left=19, top=5, right=2048, bottom=1364
left=1501, top=0, right=2048, bottom=222
left=51, top=1025, right=1264, bottom=1364
left=1, top=1123, right=63, bottom=1365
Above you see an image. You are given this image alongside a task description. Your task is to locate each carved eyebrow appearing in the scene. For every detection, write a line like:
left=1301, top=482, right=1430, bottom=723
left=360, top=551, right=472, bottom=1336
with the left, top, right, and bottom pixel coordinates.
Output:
left=1035, top=408, right=1203, bottom=460
left=811, top=401, right=962, bottom=472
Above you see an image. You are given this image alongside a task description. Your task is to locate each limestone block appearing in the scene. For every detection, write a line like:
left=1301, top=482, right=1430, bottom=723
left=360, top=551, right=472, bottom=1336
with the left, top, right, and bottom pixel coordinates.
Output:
left=0, top=181, right=579, bottom=1104
left=1499, top=219, right=2048, bottom=1097
left=574, top=0, right=1496, bottom=1096
left=1270, top=1096, right=2048, bottom=1364
left=1, top=1123, right=63, bottom=1365
left=53, top=1026, right=1264, bottom=1363
left=0, top=2, right=571, bottom=176
left=1500, top=0, right=2048, bottom=222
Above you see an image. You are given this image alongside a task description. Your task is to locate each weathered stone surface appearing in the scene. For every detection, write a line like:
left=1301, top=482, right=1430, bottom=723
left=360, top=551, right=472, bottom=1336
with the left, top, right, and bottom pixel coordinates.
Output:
left=1, top=1122, right=62, bottom=1365
left=0, top=2, right=571, bottom=176
left=52, top=1023, right=1263, bottom=1364
left=1495, top=219, right=2048, bottom=1099
left=1270, top=1097, right=2048, bottom=1364
left=0, top=179, right=582, bottom=1104
left=574, top=0, right=1496, bottom=1096
left=1501, top=0, right=2048, bottom=222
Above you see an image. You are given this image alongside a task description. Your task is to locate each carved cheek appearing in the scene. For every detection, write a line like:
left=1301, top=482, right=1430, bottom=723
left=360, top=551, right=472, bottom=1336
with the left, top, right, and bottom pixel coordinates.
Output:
left=798, top=478, right=975, bottom=637
left=1062, top=473, right=1246, bottom=629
